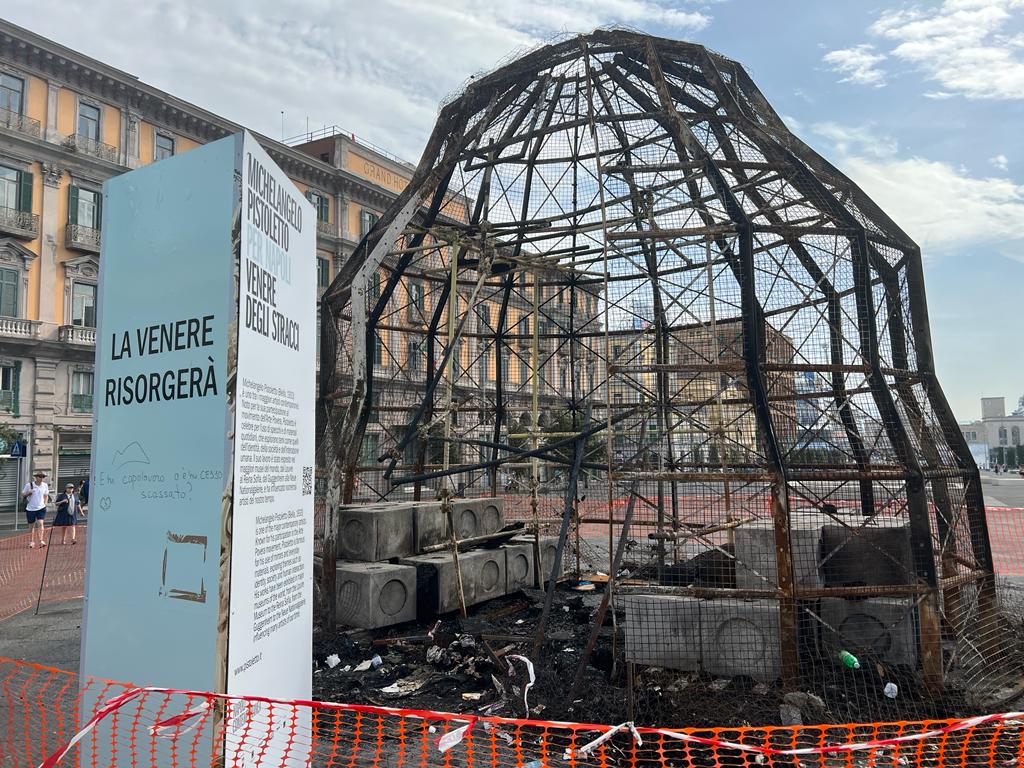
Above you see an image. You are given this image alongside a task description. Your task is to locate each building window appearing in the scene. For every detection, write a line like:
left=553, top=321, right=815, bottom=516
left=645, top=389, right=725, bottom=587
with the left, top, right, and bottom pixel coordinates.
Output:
left=1014, top=426, right=1021, bottom=447
left=77, top=102, right=101, bottom=142
left=71, top=282, right=97, bottom=327
left=69, top=186, right=101, bottom=229
left=373, top=332, right=384, bottom=366
left=476, top=304, right=490, bottom=332
left=519, top=358, right=529, bottom=383
left=408, top=279, right=425, bottom=321
left=308, top=191, right=329, bottom=222
left=317, top=257, right=330, bottom=289
left=360, top=209, right=379, bottom=238
left=407, top=340, right=423, bottom=375
left=155, top=133, right=175, bottom=160
left=0, top=268, right=18, bottom=318
left=0, top=363, right=15, bottom=413
left=71, top=370, right=94, bottom=412
left=1, top=164, right=32, bottom=219
left=0, top=74, right=24, bottom=114
left=319, top=152, right=330, bottom=163
left=999, top=427, right=1008, bottom=446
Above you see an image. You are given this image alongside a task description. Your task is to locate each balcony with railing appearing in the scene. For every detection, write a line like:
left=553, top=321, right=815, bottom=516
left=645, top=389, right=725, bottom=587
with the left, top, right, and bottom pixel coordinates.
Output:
left=70, top=393, right=94, bottom=413
left=65, top=224, right=101, bottom=253
left=0, top=317, right=40, bottom=339
left=0, top=206, right=40, bottom=240
left=0, top=106, right=41, bottom=139
left=58, top=325, right=96, bottom=345
left=62, top=133, right=118, bottom=164
left=316, top=218, right=335, bottom=238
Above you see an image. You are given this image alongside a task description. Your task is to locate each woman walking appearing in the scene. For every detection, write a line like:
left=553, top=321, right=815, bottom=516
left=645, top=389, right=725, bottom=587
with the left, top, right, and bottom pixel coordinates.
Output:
left=53, top=482, right=81, bottom=545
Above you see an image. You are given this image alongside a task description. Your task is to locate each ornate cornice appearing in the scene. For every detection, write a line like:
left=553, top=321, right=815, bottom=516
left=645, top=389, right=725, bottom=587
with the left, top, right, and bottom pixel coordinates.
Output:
left=40, top=161, right=66, bottom=187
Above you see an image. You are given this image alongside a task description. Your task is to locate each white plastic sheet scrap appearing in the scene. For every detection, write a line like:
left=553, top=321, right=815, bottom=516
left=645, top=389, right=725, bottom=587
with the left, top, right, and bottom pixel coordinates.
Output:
left=505, top=654, right=536, bottom=713
left=437, top=720, right=475, bottom=753
left=325, top=654, right=341, bottom=669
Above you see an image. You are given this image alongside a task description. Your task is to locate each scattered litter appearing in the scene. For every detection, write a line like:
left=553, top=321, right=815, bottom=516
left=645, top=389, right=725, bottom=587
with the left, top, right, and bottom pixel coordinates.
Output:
left=461, top=692, right=483, bottom=702
left=838, top=650, right=860, bottom=670
left=571, top=581, right=595, bottom=592
left=437, top=722, right=474, bottom=753
left=459, top=635, right=477, bottom=649
left=523, top=760, right=544, bottom=768
left=779, top=703, right=802, bottom=726
left=354, top=659, right=373, bottom=672
left=506, top=654, right=536, bottom=713
left=426, top=646, right=445, bottom=664
left=710, top=678, right=730, bottom=691
left=371, top=654, right=383, bottom=668
left=884, top=682, right=899, bottom=699
left=515, top=619, right=525, bottom=625
left=562, top=605, right=570, bottom=612
left=325, top=654, right=341, bottom=669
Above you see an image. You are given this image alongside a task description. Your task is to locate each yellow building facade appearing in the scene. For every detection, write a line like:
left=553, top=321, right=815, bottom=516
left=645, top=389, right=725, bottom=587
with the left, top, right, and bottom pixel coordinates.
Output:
left=0, top=19, right=432, bottom=519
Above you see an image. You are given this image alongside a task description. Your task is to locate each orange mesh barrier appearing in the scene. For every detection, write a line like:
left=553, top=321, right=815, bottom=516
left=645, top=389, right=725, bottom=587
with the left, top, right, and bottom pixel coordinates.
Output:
left=2, top=657, right=1023, bottom=768
left=0, top=526, right=88, bottom=621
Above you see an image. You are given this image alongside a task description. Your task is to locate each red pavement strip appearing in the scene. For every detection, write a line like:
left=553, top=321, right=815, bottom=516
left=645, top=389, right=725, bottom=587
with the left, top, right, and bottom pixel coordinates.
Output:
left=0, top=526, right=87, bottom=622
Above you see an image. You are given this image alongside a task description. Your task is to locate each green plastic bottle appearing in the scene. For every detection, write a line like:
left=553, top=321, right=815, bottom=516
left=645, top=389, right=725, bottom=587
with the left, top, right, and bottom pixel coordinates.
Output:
left=838, top=650, right=860, bottom=669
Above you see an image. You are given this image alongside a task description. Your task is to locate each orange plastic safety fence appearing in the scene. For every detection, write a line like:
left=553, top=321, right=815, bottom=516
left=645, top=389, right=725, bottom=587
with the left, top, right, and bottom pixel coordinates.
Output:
left=0, top=526, right=88, bottom=621
left=2, top=657, right=1023, bottom=768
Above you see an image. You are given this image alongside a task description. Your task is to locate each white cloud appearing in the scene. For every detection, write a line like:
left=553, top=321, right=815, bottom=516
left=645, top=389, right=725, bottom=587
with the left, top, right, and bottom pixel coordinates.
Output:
left=2, top=0, right=712, bottom=161
left=991, top=153, right=1010, bottom=171
left=837, top=154, right=1024, bottom=259
left=811, top=122, right=899, bottom=159
left=821, top=44, right=888, bottom=86
left=869, top=0, right=1024, bottom=100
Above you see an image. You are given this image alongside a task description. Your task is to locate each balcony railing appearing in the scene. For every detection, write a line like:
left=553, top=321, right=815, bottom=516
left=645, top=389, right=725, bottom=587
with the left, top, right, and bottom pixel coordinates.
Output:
left=63, top=133, right=118, bottom=164
left=0, top=206, right=40, bottom=240
left=0, top=106, right=41, bottom=139
left=70, top=393, right=94, bottom=413
left=0, top=317, right=40, bottom=339
left=65, top=224, right=101, bottom=253
left=58, top=325, right=96, bottom=344
left=316, top=219, right=335, bottom=238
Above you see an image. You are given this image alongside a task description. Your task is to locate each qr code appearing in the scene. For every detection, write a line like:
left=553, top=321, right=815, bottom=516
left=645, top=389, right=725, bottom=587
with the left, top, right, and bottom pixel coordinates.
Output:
left=301, top=466, right=313, bottom=496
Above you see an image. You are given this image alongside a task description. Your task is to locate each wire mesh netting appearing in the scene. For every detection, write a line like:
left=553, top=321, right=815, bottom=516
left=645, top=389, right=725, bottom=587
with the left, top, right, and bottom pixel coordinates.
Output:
left=315, top=29, right=1018, bottom=726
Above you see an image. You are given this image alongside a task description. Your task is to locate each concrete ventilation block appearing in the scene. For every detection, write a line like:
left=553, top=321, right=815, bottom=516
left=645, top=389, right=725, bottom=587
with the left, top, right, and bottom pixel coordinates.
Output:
left=401, top=548, right=506, bottom=616
left=819, top=520, right=913, bottom=587
left=510, top=534, right=562, bottom=586
left=819, top=598, right=919, bottom=667
left=734, top=515, right=825, bottom=590
left=335, top=561, right=417, bottom=629
left=622, top=595, right=701, bottom=671
left=451, top=498, right=505, bottom=540
left=411, top=501, right=446, bottom=552
left=337, top=504, right=415, bottom=561
left=701, top=599, right=781, bottom=682
left=503, top=543, right=535, bottom=593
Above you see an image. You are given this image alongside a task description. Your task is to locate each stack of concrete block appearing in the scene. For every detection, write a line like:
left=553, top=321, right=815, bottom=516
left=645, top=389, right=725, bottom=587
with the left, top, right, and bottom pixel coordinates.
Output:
left=623, top=512, right=920, bottom=681
left=335, top=497, right=552, bottom=627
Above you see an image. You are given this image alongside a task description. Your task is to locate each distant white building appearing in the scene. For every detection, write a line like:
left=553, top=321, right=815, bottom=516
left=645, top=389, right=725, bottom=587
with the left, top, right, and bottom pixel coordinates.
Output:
left=959, top=397, right=1024, bottom=462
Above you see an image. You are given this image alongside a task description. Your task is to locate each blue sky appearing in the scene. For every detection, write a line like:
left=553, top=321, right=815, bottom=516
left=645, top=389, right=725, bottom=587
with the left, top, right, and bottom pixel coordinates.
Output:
left=5, top=0, right=1021, bottom=420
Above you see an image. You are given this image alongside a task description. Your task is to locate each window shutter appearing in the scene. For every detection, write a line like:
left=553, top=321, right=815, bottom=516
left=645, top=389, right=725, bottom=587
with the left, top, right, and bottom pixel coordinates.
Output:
left=17, top=171, right=32, bottom=213
left=95, top=191, right=102, bottom=229
left=304, top=191, right=312, bottom=203
left=68, top=186, right=79, bottom=225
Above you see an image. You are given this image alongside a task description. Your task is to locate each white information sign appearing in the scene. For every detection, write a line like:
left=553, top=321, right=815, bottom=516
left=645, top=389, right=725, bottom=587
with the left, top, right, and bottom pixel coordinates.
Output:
left=226, top=133, right=315, bottom=765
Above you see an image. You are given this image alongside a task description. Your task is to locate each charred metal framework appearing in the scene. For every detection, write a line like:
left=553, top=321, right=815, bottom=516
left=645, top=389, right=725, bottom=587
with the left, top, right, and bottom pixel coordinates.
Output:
left=318, top=30, right=1007, bottom=711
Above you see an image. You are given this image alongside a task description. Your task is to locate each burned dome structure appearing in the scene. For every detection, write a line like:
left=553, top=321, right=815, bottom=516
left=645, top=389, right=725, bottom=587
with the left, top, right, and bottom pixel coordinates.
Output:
left=318, top=30, right=1011, bottom=720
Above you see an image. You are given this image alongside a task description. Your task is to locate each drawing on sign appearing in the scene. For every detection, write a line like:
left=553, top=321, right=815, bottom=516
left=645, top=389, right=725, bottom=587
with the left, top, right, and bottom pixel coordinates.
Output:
left=160, top=531, right=209, bottom=603
left=112, top=440, right=151, bottom=469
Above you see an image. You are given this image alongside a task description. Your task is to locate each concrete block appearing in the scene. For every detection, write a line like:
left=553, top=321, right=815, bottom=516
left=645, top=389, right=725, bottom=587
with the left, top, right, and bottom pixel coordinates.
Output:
left=820, top=520, right=913, bottom=587
left=337, top=504, right=415, bottom=561
left=401, top=548, right=506, bottom=616
left=701, top=599, right=781, bottom=682
left=451, top=498, right=504, bottom=539
left=621, top=595, right=701, bottom=671
left=819, top=598, right=918, bottom=667
left=511, top=534, right=563, bottom=586
left=335, top=561, right=417, bottom=629
left=735, top=516, right=826, bottom=590
left=504, top=543, right=535, bottom=593
left=411, top=501, right=446, bottom=552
